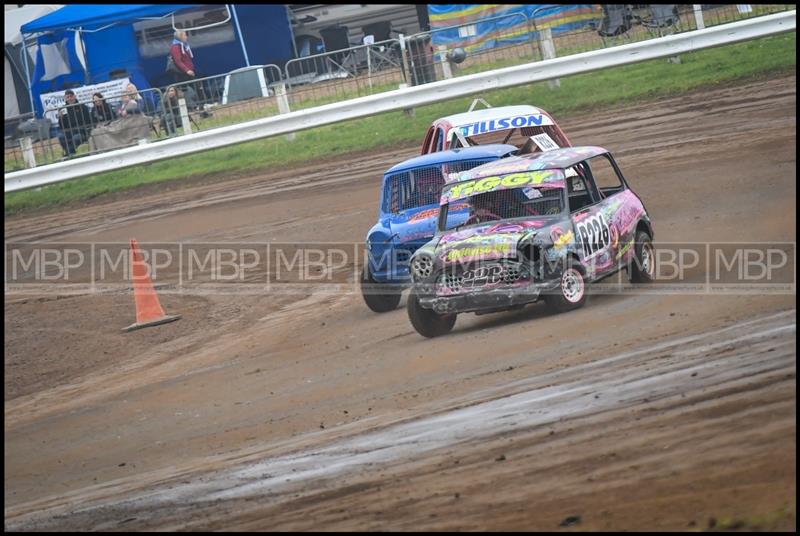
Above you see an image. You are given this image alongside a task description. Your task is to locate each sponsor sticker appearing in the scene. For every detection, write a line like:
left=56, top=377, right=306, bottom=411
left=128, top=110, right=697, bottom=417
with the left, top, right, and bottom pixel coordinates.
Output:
left=443, top=170, right=563, bottom=203
left=459, top=114, right=552, bottom=137
left=523, top=186, right=543, bottom=199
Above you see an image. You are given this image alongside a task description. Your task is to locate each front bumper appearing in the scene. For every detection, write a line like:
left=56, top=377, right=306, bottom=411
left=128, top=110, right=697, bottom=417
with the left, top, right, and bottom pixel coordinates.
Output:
left=418, top=278, right=561, bottom=314
left=371, top=265, right=411, bottom=284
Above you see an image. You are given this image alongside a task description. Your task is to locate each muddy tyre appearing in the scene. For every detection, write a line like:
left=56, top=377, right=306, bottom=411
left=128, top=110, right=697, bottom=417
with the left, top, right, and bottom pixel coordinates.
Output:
left=407, top=289, right=456, bottom=338
left=360, top=266, right=401, bottom=313
left=544, top=260, right=587, bottom=313
left=629, top=231, right=656, bottom=283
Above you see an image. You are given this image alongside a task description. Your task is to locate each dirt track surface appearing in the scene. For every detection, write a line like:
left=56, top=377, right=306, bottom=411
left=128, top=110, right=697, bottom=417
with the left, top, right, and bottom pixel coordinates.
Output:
left=4, top=74, right=797, bottom=531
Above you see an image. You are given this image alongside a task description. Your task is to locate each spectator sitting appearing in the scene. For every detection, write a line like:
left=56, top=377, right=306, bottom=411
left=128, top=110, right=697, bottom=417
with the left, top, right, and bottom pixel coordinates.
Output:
left=57, top=89, right=93, bottom=157
left=125, top=82, right=142, bottom=101
left=91, top=92, right=116, bottom=125
left=117, top=84, right=142, bottom=117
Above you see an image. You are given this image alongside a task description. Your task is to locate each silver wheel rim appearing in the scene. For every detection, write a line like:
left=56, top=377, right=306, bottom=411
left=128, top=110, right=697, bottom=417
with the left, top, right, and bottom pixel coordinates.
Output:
left=641, top=242, right=654, bottom=277
left=562, top=268, right=584, bottom=303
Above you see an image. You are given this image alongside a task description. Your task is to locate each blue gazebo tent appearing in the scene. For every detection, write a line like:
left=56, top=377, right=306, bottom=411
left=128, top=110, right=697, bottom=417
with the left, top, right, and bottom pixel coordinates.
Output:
left=20, top=4, right=295, bottom=117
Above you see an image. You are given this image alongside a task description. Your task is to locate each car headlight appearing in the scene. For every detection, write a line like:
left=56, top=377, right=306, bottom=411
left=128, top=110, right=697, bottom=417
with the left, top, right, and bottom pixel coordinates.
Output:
left=411, top=253, right=434, bottom=281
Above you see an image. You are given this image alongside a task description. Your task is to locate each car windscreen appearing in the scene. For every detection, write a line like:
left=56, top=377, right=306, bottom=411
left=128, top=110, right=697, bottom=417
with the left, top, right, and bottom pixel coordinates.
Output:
left=383, top=159, right=497, bottom=213
left=441, top=186, right=565, bottom=231
left=450, top=125, right=569, bottom=150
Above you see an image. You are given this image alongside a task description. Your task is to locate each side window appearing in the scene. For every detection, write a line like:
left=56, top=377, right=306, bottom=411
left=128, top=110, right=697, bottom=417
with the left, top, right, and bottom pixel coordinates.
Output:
left=588, top=155, right=624, bottom=197
left=448, top=129, right=461, bottom=149
left=434, top=128, right=446, bottom=152
left=567, top=163, right=600, bottom=213
left=384, top=172, right=407, bottom=213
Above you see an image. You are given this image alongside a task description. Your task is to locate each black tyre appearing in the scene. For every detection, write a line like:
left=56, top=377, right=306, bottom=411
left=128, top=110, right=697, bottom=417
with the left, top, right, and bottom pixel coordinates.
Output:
left=628, top=230, right=656, bottom=283
left=360, top=266, right=401, bottom=313
left=544, top=259, right=588, bottom=313
left=407, top=289, right=456, bottom=338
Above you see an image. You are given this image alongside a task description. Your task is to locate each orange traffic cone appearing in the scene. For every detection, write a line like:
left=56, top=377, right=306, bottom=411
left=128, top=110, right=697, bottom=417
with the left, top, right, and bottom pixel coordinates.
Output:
left=122, top=239, right=181, bottom=332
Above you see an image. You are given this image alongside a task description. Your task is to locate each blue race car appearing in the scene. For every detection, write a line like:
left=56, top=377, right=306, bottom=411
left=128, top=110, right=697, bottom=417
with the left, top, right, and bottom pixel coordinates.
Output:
left=362, top=144, right=518, bottom=312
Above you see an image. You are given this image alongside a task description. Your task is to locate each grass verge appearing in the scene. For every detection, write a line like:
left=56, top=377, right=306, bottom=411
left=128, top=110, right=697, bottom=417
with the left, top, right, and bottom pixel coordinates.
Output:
left=5, top=32, right=796, bottom=215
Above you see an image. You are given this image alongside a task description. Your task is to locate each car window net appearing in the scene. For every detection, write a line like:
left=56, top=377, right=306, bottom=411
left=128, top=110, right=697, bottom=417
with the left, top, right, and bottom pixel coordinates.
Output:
left=444, top=187, right=563, bottom=230
left=386, top=159, right=496, bottom=212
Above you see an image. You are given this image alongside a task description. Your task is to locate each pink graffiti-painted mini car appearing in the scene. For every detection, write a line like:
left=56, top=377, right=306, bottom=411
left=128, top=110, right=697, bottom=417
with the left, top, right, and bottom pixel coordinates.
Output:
left=406, top=146, right=656, bottom=338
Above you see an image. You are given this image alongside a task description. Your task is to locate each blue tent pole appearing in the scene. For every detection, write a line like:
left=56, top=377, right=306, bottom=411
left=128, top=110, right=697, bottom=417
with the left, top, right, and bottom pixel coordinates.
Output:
left=21, top=35, right=36, bottom=116
left=229, top=4, right=250, bottom=67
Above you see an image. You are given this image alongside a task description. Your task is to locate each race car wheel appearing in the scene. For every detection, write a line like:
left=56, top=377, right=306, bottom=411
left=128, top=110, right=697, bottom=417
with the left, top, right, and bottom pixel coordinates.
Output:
left=407, top=289, right=456, bottom=338
left=629, top=231, right=656, bottom=284
left=360, top=266, right=402, bottom=313
left=544, top=260, right=587, bottom=313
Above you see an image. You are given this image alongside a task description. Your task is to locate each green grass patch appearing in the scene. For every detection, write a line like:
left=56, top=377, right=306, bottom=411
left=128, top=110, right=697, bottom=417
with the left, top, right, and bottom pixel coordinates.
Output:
left=705, top=504, right=796, bottom=531
left=5, top=32, right=796, bottom=215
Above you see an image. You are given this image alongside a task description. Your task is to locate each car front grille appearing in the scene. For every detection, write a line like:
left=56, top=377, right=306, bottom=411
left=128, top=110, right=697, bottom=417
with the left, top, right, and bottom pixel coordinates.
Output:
left=438, top=260, right=528, bottom=294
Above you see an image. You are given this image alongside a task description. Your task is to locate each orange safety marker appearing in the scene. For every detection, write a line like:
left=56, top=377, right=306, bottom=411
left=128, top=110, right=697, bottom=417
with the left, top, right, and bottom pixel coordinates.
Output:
left=122, top=239, right=181, bottom=332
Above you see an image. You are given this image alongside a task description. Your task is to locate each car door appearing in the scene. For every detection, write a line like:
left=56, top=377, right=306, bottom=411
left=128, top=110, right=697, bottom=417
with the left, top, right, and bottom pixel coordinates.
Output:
left=568, top=160, right=619, bottom=278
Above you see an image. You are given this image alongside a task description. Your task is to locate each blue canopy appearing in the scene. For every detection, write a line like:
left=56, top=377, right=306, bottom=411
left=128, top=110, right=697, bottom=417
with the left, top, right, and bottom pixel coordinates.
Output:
left=21, top=4, right=200, bottom=34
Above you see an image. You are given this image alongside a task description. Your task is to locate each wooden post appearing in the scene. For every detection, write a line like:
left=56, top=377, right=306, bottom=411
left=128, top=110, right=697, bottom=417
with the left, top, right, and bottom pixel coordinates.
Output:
left=693, top=4, right=705, bottom=30
left=20, top=136, right=36, bottom=168
left=398, top=34, right=415, bottom=117
left=438, top=45, right=453, bottom=79
left=366, top=46, right=373, bottom=90
left=275, top=83, right=296, bottom=141
left=178, top=98, right=192, bottom=135
left=538, top=28, right=560, bottom=89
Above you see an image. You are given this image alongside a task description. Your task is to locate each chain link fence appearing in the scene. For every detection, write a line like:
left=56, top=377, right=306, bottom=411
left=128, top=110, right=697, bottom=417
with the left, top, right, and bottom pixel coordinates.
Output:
left=527, top=4, right=795, bottom=60
left=405, top=12, right=539, bottom=83
left=6, top=4, right=794, bottom=172
left=284, top=38, right=406, bottom=111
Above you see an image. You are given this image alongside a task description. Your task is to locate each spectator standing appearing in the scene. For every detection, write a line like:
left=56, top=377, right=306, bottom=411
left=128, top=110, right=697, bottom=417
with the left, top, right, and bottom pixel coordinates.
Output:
left=170, top=29, right=195, bottom=82
left=90, top=92, right=116, bottom=125
left=170, top=29, right=206, bottom=112
left=57, top=89, right=92, bottom=156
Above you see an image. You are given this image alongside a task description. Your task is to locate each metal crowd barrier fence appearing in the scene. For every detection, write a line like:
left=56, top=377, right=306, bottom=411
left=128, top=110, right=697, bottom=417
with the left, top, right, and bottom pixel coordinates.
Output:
left=4, top=112, right=39, bottom=173
left=5, top=86, right=165, bottom=171
left=283, top=38, right=405, bottom=111
left=164, top=64, right=284, bottom=135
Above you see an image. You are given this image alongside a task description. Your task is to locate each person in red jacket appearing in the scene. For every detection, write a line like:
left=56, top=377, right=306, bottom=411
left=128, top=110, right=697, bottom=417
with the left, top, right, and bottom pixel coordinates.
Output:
left=169, top=29, right=206, bottom=112
left=170, top=29, right=195, bottom=82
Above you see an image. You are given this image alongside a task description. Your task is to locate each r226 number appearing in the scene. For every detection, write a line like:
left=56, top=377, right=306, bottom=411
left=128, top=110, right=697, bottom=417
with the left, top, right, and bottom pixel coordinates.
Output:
left=576, top=213, right=610, bottom=259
